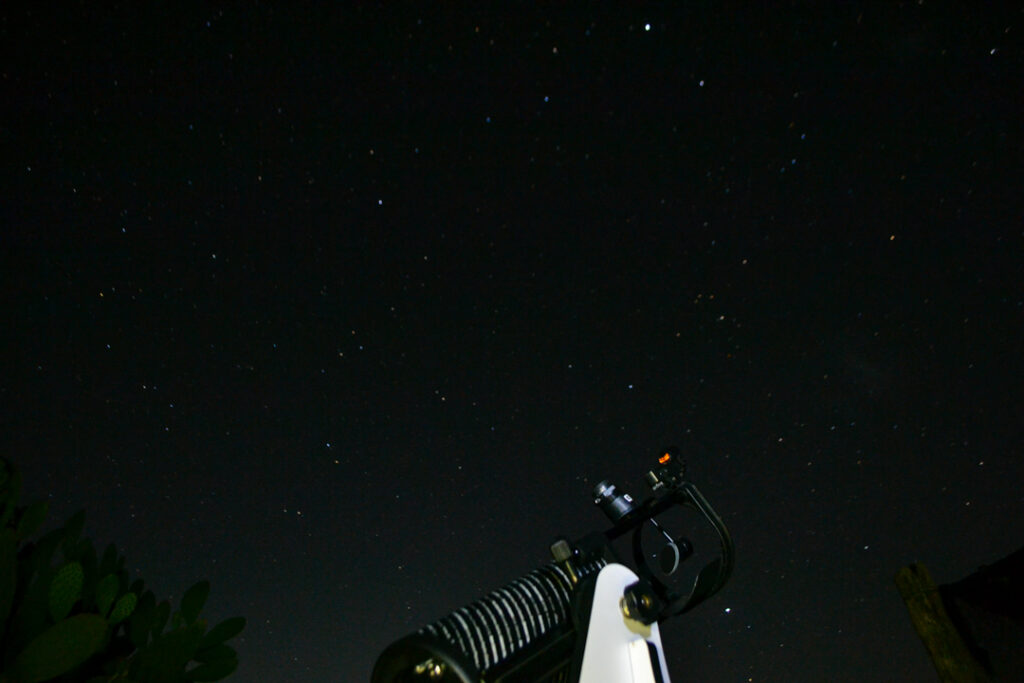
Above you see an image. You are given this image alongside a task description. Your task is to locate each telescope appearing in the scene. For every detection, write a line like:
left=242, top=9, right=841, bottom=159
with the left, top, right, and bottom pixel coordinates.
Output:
left=372, top=447, right=734, bottom=682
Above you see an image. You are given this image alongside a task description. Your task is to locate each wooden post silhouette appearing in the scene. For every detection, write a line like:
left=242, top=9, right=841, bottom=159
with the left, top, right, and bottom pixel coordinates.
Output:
left=895, top=563, right=991, bottom=683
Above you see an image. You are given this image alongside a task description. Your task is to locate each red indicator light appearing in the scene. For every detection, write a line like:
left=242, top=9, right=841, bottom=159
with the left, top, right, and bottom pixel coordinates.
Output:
left=658, top=453, right=672, bottom=464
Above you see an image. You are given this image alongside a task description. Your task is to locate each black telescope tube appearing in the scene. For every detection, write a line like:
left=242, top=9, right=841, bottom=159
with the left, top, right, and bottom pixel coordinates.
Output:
left=372, top=557, right=607, bottom=682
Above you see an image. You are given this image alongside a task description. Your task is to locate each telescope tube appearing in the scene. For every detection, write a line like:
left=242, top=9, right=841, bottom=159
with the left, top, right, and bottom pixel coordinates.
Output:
left=372, top=557, right=607, bottom=682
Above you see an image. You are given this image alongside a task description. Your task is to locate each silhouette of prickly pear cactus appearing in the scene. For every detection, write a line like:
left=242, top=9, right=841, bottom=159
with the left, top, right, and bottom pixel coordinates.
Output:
left=5, top=614, right=108, bottom=682
left=0, top=456, right=245, bottom=682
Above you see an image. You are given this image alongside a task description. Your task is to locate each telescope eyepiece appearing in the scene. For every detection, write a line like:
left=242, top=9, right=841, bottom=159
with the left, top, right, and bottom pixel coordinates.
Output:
left=593, top=480, right=637, bottom=523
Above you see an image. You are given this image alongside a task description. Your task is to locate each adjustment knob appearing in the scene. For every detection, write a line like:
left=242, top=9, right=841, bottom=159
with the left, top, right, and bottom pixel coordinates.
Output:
left=550, top=538, right=572, bottom=562
left=621, top=580, right=660, bottom=625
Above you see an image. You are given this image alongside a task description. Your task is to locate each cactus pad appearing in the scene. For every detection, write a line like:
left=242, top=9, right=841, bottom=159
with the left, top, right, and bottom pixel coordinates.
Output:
left=49, top=561, right=85, bottom=623
left=95, top=573, right=120, bottom=618
left=7, top=613, right=108, bottom=683
left=109, top=591, right=138, bottom=625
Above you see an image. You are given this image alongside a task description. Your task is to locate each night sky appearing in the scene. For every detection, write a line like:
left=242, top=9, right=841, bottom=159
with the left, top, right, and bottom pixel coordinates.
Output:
left=3, top=4, right=1022, bottom=681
